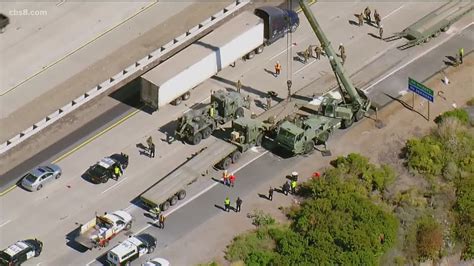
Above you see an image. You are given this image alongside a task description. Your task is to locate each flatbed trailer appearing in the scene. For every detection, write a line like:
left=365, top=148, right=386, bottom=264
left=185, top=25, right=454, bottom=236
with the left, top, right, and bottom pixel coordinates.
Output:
left=390, top=0, right=473, bottom=49
left=140, top=139, right=242, bottom=210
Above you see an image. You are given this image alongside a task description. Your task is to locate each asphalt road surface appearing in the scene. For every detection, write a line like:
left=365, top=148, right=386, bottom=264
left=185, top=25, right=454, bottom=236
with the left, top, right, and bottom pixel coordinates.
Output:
left=1, top=2, right=472, bottom=265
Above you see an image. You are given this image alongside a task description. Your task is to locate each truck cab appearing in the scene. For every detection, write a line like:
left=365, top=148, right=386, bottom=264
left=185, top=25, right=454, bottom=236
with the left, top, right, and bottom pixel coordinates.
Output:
left=255, top=6, right=299, bottom=45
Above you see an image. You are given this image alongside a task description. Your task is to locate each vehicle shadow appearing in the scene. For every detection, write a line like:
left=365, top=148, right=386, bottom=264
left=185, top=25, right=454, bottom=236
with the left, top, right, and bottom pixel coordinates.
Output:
left=367, top=32, right=381, bottom=40
left=65, top=227, right=89, bottom=253
left=348, top=19, right=359, bottom=26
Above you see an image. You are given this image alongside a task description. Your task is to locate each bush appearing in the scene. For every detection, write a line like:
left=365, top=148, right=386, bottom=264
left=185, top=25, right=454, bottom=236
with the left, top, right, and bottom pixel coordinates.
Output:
left=249, top=210, right=275, bottom=227
left=434, top=108, right=469, bottom=125
left=416, top=216, right=443, bottom=260
left=467, top=98, right=474, bottom=106
left=454, top=174, right=474, bottom=260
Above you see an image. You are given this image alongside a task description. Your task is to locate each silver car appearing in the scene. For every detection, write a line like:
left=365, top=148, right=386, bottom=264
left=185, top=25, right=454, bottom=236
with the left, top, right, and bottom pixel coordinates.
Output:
left=21, top=164, right=62, bottom=191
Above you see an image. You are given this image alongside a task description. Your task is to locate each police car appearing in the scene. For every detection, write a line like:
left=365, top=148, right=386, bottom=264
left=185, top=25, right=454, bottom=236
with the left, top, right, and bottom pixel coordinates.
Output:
left=86, top=153, right=129, bottom=184
left=106, top=234, right=157, bottom=266
left=0, top=239, right=43, bottom=265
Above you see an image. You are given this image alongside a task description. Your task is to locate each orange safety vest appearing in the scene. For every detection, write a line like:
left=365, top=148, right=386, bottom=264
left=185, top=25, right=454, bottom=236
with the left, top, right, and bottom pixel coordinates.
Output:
left=275, top=63, right=281, bottom=71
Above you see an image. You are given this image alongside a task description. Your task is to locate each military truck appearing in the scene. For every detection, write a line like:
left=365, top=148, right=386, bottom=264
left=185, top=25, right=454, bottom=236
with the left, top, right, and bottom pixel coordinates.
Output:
left=140, top=117, right=266, bottom=211
left=175, top=90, right=250, bottom=145
left=389, top=1, right=473, bottom=49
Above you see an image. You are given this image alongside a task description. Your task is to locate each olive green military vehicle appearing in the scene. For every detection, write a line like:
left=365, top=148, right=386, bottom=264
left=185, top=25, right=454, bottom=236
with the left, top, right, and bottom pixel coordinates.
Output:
left=175, top=90, right=250, bottom=145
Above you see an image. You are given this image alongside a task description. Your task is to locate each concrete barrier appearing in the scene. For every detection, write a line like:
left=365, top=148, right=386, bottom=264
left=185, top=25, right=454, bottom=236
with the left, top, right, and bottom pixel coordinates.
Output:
left=0, top=0, right=249, bottom=155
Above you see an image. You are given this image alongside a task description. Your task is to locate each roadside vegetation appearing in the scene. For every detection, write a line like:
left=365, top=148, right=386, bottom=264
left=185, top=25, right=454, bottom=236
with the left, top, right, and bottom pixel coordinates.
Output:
left=221, top=108, right=473, bottom=265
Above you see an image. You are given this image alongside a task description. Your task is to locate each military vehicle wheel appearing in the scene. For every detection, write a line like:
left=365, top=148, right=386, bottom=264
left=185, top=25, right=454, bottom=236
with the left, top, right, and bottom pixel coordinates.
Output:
left=170, top=195, right=179, bottom=206
left=125, top=222, right=132, bottom=230
left=303, top=140, right=314, bottom=154
left=161, top=201, right=171, bottom=211
left=247, top=51, right=256, bottom=59
left=182, top=92, right=191, bottom=101
left=355, top=110, right=365, bottom=122
left=255, top=45, right=264, bottom=54
left=318, top=131, right=329, bottom=144
left=342, top=116, right=354, bottom=129
left=189, top=133, right=202, bottom=145
left=441, top=25, right=450, bottom=32
left=202, top=127, right=212, bottom=139
left=220, top=157, right=232, bottom=170
left=178, top=189, right=186, bottom=200
left=256, top=133, right=263, bottom=146
left=172, top=97, right=182, bottom=106
left=235, top=107, right=244, bottom=118
left=231, top=151, right=241, bottom=163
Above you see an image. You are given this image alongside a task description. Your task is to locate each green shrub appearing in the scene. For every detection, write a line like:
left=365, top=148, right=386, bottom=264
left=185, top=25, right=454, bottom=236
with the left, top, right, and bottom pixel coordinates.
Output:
left=454, top=174, right=474, bottom=260
left=434, top=109, right=469, bottom=125
left=467, top=98, right=474, bottom=106
left=415, top=216, right=443, bottom=260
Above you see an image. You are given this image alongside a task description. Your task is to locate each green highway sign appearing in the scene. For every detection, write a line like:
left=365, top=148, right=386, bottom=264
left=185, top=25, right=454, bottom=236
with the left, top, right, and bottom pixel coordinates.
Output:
left=408, top=77, right=434, bottom=102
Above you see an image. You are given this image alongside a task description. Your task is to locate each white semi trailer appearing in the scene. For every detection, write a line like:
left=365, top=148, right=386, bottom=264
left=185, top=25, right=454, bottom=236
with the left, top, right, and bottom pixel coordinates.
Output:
left=140, top=6, right=299, bottom=109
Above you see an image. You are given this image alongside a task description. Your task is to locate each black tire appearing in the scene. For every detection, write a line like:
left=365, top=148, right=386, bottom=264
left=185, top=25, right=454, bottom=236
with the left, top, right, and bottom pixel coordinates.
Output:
left=220, top=157, right=232, bottom=170
left=235, top=107, right=244, bottom=118
left=35, top=250, right=41, bottom=257
left=103, top=240, right=109, bottom=247
left=189, top=132, right=202, bottom=145
left=247, top=51, right=256, bottom=59
left=178, top=189, right=186, bottom=200
left=102, top=177, right=108, bottom=183
left=55, top=173, right=61, bottom=179
left=148, top=246, right=155, bottom=254
left=37, top=184, right=43, bottom=191
left=161, top=201, right=171, bottom=211
left=182, top=91, right=191, bottom=101
left=290, top=23, right=298, bottom=33
left=172, top=97, right=182, bottom=106
left=125, top=262, right=131, bottom=266
left=201, top=127, right=212, bottom=139
left=303, top=140, right=314, bottom=154
left=231, top=151, right=241, bottom=163
left=125, top=222, right=132, bottom=230
left=256, top=133, right=263, bottom=146
left=170, top=195, right=178, bottom=206
left=355, top=110, right=365, bottom=122
left=255, top=45, right=264, bottom=54
left=342, top=116, right=354, bottom=129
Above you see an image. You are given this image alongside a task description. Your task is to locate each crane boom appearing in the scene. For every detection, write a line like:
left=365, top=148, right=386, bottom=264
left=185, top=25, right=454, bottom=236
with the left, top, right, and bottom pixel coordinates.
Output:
left=299, top=0, right=369, bottom=109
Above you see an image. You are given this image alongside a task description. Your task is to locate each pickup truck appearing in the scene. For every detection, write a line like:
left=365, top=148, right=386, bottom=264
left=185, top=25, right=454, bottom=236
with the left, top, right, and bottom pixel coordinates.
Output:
left=85, top=153, right=129, bottom=184
left=74, top=210, right=133, bottom=250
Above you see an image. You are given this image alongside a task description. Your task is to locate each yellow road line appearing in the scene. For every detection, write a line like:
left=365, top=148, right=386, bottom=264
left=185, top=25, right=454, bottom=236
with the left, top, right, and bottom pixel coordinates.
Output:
left=1, top=108, right=141, bottom=196
left=0, top=1, right=158, bottom=96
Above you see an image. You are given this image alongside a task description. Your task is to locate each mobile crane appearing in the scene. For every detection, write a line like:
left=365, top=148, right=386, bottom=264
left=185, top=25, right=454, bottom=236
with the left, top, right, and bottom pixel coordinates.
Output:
left=273, top=0, right=373, bottom=155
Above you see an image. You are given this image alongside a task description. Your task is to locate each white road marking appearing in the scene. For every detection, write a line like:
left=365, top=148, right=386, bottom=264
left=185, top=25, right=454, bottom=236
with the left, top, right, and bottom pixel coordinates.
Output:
left=0, top=220, right=10, bottom=228
left=383, top=5, right=405, bottom=20
left=294, top=59, right=319, bottom=75
left=363, top=22, right=473, bottom=93
left=135, top=150, right=270, bottom=234
left=101, top=177, right=127, bottom=194
left=269, top=43, right=297, bottom=61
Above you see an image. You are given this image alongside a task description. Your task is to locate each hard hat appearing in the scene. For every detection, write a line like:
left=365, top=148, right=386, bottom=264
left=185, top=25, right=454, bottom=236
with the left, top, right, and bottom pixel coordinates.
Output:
left=292, top=171, right=298, bottom=176
left=277, top=61, right=280, bottom=63
left=380, top=25, right=383, bottom=28
left=339, top=43, right=343, bottom=46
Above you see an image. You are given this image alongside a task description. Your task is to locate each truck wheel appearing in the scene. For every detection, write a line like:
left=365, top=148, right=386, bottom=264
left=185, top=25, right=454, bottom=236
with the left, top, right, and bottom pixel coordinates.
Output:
left=172, top=97, right=182, bottom=106
left=231, top=151, right=241, bottom=163
left=182, top=92, right=191, bottom=101
left=178, top=189, right=186, bottom=200
left=125, top=262, right=131, bottom=266
left=219, top=157, right=232, bottom=170
left=201, top=127, right=212, bottom=139
left=189, top=133, right=202, bottom=145
left=317, top=131, right=329, bottom=144
left=255, top=45, right=264, bottom=54
left=235, top=107, right=244, bottom=118
left=148, top=246, right=155, bottom=254
left=304, top=140, right=315, bottom=154
left=161, top=201, right=171, bottom=211
left=170, top=195, right=179, bottom=206
left=256, top=133, right=263, bottom=146
left=355, top=110, right=365, bottom=122
left=125, top=222, right=132, bottom=230
left=342, top=116, right=354, bottom=129
left=246, top=51, right=255, bottom=60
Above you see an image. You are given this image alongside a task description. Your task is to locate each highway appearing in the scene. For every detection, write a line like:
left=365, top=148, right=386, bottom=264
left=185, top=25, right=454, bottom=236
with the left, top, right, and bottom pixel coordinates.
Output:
left=1, top=1, right=472, bottom=265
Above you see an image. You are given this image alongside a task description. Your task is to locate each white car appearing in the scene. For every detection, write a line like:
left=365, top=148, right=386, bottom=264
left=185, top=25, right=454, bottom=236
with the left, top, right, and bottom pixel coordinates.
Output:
left=142, top=257, right=170, bottom=266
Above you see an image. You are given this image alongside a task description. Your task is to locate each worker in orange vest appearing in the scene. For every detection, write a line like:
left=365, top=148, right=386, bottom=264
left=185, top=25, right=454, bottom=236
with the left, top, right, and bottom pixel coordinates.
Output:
left=222, top=170, right=229, bottom=186
left=274, top=61, right=281, bottom=77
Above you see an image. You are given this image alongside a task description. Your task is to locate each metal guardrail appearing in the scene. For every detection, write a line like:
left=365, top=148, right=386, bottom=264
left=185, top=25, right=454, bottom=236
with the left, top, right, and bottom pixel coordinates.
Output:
left=0, top=0, right=249, bottom=155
